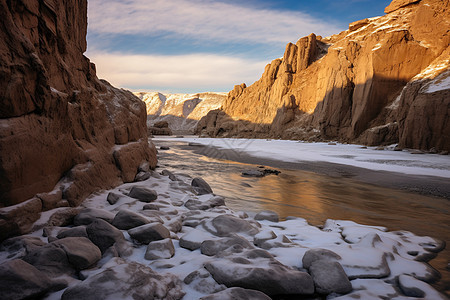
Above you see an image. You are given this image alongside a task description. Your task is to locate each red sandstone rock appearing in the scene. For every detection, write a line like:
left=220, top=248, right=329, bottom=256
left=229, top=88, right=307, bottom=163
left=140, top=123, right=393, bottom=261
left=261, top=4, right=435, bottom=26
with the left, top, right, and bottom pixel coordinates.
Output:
left=0, top=0, right=156, bottom=239
left=197, top=0, right=449, bottom=151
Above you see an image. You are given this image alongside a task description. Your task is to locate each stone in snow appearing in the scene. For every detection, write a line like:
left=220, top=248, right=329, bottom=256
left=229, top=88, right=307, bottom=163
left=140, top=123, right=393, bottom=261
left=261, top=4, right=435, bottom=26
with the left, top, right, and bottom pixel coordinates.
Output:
left=205, top=256, right=314, bottom=296
left=302, top=248, right=342, bottom=269
left=61, top=259, right=185, bottom=300
left=203, top=214, right=259, bottom=237
left=111, top=209, right=150, bottom=230
left=201, top=235, right=254, bottom=256
left=0, top=236, right=45, bottom=260
left=191, top=177, right=213, bottom=195
left=128, top=186, right=158, bottom=202
left=86, top=219, right=125, bottom=253
left=73, top=208, right=115, bottom=225
left=144, top=238, right=175, bottom=260
left=309, top=260, right=352, bottom=294
left=254, top=210, right=279, bottom=222
left=106, top=192, right=121, bottom=205
left=56, top=226, right=88, bottom=239
left=0, top=259, right=60, bottom=300
left=128, top=223, right=170, bottom=244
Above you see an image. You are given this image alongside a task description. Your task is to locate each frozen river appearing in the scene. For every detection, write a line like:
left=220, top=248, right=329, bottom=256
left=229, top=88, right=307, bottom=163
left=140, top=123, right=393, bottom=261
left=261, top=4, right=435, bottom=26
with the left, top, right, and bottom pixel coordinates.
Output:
left=153, top=136, right=450, bottom=296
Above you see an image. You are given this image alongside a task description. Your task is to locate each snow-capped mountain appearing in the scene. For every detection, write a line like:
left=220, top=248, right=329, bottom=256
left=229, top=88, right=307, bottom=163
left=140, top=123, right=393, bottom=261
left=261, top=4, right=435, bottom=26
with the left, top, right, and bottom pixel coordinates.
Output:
left=134, top=92, right=226, bottom=134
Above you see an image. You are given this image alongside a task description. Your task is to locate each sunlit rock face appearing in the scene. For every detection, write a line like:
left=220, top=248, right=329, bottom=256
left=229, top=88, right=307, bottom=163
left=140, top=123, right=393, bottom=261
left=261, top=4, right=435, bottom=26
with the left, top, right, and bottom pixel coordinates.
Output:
left=135, top=92, right=226, bottom=134
left=197, top=0, right=449, bottom=151
left=0, top=0, right=156, bottom=234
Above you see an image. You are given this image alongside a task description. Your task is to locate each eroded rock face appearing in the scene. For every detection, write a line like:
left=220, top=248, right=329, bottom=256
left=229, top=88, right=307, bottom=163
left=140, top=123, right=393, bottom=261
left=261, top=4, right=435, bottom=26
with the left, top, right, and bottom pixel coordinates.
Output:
left=0, top=0, right=157, bottom=239
left=196, top=0, right=450, bottom=151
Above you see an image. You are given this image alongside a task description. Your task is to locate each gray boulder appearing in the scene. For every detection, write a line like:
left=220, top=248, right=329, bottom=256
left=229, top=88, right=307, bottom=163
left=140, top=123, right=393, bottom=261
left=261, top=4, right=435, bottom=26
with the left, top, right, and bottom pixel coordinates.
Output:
left=23, top=243, right=73, bottom=276
left=204, top=214, right=259, bottom=237
left=0, top=259, right=57, bottom=300
left=192, top=177, right=213, bottom=195
left=309, top=260, right=352, bottom=294
left=128, top=223, right=170, bottom=244
left=144, top=238, right=175, bottom=260
left=57, top=226, right=88, bottom=239
left=134, top=171, right=151, bottom=182
left=111, top=209, right=149, bottom=230
left=254, top=210, right=279, bottom=222
left=73, top=208, right=115, bottom=225
left=61, top=260, right=185, bottom=300
left=185, top=196, right=225, bottom=210
left=302, top=248, right=342, bottom=269
left=205, top=260, right=314, bottom=296
left=128, top=186, right=158, bottom=202
left=201, top=287, right=271, bottom=300
left=23, top=237, right=101, bottom=275
left=52, top=237, right=102, bottom=270
left=106, top=192, right=122, bottom=205
left=86, top=219, right=125, bottom=253
left=201, top=235, right=253, bottom=256
left=0, top=236, right=45, bottom=260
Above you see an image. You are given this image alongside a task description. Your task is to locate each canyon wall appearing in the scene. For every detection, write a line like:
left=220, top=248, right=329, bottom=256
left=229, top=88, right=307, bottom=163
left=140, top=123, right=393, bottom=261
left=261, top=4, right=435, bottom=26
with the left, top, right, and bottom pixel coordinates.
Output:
left=0, top=0, right=156, bottom=238
left=197, top=0, right=449, bottom=151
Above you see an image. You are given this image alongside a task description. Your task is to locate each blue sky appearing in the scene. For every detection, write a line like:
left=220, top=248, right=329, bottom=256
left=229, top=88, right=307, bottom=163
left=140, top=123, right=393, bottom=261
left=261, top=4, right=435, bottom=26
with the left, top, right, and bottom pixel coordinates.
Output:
left=86, top=0, right=391, bottom=93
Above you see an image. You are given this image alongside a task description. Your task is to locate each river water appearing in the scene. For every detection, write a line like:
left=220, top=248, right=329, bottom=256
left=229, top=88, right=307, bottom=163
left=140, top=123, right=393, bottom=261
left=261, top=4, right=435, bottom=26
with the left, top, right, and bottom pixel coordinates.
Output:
left=153, top=138, right=450, bottom=296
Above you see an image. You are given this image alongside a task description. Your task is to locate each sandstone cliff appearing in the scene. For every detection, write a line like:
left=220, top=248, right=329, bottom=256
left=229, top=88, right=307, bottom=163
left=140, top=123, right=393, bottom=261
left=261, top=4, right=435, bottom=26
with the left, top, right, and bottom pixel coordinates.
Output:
left=0, top=0, right=156, bottom=238
left=135, top=92, right=226, bottom=134
left=197, top=0, right=449, bottom=151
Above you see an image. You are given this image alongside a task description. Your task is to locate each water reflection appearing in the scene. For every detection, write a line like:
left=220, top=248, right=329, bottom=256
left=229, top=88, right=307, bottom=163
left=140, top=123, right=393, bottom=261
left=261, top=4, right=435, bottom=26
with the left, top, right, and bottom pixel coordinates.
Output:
left=156, top=139, right=450, bottom=295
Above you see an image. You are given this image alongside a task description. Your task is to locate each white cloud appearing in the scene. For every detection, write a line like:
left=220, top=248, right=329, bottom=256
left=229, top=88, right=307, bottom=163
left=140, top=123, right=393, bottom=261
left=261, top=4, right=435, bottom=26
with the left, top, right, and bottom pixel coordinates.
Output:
left=88, top=0, right=342, bottom=44
left=87, top=51, right=268, bottom=92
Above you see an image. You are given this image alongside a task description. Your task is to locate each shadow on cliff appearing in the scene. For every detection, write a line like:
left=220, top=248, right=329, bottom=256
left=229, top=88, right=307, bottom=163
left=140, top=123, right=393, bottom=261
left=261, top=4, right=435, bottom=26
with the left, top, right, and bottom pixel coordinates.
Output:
left=196, top=73, right=448, bottom=150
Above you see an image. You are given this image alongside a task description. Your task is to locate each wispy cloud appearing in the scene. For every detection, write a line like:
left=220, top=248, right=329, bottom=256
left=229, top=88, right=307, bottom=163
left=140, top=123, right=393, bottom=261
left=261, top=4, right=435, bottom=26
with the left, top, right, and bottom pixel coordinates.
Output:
left=87, top=51, right=268, bottom=93
left=88, top=0, right=342, bottom=45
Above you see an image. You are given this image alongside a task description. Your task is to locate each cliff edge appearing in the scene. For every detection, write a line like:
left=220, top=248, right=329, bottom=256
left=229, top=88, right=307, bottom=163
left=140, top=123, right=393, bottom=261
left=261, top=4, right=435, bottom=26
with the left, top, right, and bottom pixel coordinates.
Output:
left=196, top=0, right=449, bottom=151
left=0, top=0, right=156, bottom=238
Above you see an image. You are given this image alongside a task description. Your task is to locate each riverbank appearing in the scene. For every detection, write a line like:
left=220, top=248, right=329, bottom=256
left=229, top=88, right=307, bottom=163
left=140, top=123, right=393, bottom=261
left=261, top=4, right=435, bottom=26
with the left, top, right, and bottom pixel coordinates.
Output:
left=0, top=138, right=449, bottom=299
left=160, top=136, right=450, bottom=199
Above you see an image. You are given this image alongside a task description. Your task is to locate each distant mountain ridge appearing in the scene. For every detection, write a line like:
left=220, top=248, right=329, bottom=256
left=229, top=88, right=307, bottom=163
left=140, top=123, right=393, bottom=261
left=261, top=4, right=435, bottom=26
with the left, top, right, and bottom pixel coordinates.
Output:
left=134, top=92, right=227, bottom=134
left=197, top=0, right=450, bottom=151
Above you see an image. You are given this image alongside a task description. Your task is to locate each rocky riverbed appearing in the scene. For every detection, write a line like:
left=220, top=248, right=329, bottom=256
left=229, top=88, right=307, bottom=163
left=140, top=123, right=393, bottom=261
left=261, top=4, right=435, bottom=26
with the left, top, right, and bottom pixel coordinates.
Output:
left=0, top=160, right=448, bottom=299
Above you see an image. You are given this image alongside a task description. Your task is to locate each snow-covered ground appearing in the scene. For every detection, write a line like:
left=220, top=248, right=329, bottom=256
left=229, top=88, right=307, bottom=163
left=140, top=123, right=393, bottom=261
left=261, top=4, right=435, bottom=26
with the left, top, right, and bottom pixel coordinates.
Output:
left=158, top=137, right=450, bottom=178
left=19, top=170, right=447, bottom=299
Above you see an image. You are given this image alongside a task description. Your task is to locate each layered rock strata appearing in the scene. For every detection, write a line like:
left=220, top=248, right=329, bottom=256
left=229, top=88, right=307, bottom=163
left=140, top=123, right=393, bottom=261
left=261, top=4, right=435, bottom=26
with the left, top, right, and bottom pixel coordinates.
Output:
left=0, top=0, right=156, bottom=239
left=196, top=0, right=449, bottom=151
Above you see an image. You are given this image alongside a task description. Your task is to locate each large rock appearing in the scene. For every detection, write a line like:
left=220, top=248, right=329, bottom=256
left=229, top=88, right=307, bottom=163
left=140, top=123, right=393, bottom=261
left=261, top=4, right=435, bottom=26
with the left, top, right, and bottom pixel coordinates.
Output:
left=61, top=259, right=185, bottom=300
left=85, top=219, right=125, bottom=253
left=144, top=238, right=175, bottom=260
left=0, top=0, right=156, bottom=233
left=0, top=236, right=45, bottom=260
left=204, top=214, right=259, bottom=237
left=111, top=209, right=150, bottom=230
left=191, top=177, right=213, bottom=195
left=0, top=259, right=57, bottom=300
left=73, top=208, right=115, bottom=225
left=195, top=0, right=450, bottom=151
left=201, top=235, right=254, bottom=256
left=205, top=258, right=314, bottom=296
left=128, top=186, right=158, bottom=202
left=309, top=260, right=352, bottom=294
left=52, top=237, right=101, bottom=270
left=128, top=223, right=170, bottom=244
